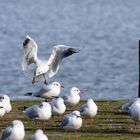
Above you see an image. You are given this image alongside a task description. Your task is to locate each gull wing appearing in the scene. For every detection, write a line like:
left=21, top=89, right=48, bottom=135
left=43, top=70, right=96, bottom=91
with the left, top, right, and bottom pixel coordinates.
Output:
left=22, top=35, right=38, bottom=71
left=0, top=125, right=12, bottom=140
left=47, top=45, right=79, bottom=77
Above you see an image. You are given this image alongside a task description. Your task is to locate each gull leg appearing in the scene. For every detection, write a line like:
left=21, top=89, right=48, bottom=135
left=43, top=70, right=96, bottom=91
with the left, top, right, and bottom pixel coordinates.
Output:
left=32, top=72, right=36, bottom=84
left=43, top=74, right=48, bottom=85
left=68, top=129, right=70, bottom=140
left=76, top=130, right=78, bottom=140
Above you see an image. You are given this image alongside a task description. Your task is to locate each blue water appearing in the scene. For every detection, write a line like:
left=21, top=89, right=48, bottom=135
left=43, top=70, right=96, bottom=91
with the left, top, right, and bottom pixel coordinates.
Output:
left=0, top=0, right=139, bottom=100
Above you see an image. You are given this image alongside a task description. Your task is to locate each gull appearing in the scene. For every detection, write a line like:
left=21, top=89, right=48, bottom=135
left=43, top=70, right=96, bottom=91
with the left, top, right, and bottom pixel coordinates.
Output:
left=60, top=110, right=82, bottom=140
left=22, top=35, right=79, bottom=84
left=50, top=97, right=66, bottom=115
left=128, top=100, right=140, bottom=132
left=25, top=81, right=64, bottom=99
left=62, top=87, right=81, bottom=108
left=0, top=120, right=25, bottom=140
left=79, top=99, right=98, bottom=127
left=23, top=102, right=52, bottom=121
left=0, top=104, right=5, bottom=117
left=30, top=129, right=48, bottom=140
left=0, top=94, right=12, bottom=113
left=120, top=98, right=140, bottom=111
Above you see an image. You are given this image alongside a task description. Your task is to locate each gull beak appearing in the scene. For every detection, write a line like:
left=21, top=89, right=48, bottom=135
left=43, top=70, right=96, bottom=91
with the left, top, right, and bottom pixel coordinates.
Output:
left=79, top=91, right=84, bottom=95
left=61, top=85, right=64, bottom=88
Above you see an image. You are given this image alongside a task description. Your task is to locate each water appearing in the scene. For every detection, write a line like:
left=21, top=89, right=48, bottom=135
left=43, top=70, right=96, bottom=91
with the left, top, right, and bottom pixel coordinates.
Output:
left=0, top=0, right=139, bottom=100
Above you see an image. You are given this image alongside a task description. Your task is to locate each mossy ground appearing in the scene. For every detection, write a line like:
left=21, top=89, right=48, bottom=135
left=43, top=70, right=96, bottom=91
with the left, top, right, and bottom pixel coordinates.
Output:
left=0, top=100, right=140, bottom=140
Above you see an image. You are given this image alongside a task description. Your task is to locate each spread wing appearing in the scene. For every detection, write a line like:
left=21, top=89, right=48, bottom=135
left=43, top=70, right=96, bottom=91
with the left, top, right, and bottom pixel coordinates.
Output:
left=22, top=35, right=38, bottom=71
left=47, top=45, right=79, bottom=77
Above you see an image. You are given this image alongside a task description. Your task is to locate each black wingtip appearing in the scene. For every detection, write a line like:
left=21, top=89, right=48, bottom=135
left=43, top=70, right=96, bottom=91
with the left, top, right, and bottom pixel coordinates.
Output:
left=23, top=38, right=30, bottom=46
left=63, top=48, right=80, bottom=57
left=18, top=106, right=27, bottom=111
left=24, top=92, right=32, bottom=96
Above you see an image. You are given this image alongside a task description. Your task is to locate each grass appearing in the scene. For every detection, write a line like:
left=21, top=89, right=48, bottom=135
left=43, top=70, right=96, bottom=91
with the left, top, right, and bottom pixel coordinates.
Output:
left=0, top=99, right=139, bottom=140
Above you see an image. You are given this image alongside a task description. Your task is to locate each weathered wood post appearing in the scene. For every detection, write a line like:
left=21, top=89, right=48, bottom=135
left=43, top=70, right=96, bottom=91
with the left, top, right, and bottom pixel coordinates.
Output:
left=138, top=40, right=140, bottom=97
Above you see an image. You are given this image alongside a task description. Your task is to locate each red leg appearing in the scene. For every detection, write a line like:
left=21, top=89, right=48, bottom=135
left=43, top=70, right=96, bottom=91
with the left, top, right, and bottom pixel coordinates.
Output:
left=32, top=72, right=36, bottom=84
left=44, top=79, right=48, bottom=85
left=32, top=77, right=36, bottom=84
left=76, top=130, right=78, bottom=140
left=43, top=74, right=48, bottom=85
left=68, top=129, right=70, bottom=140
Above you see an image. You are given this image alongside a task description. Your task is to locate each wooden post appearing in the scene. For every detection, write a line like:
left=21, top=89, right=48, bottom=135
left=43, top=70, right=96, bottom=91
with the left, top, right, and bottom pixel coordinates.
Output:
left=138, top=40, right=140, bottom=97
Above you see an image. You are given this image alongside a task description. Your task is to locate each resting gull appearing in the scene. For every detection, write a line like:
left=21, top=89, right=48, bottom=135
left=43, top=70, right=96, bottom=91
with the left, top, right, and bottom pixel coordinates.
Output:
left=25, top=81, right=64, bottom=99
left=23, top=102, right=52, bottom=121
left=30, top=129, right=48, bottom=140
left=62, top=87, right=81, bottom=108
left=0, top=120, right=25, bottom=140
left=50, top=97, right=66, bottom=115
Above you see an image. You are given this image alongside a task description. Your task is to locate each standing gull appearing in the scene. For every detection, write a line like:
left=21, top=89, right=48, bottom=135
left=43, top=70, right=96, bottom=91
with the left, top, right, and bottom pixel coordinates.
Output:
left=22, top=35, right=79, bottom=84
left=62, top=87, right=81, bottom=108
left=25, top=81, right=64, bottom=99
left=0, top=120, right=25, bottom=140
left=60, top=110, right=82, bottom=140
left=79, top=99, right=98, bottom=127
left=30, top=129, right=48, bottom=140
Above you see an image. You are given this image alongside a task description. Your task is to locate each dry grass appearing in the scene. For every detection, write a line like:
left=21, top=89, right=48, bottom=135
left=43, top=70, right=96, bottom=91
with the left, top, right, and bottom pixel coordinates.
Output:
left=0, top=100, right=139, bottom=140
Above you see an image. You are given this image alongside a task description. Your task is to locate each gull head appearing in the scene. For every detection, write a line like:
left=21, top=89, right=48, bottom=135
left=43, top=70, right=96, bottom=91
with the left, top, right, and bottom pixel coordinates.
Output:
left=70, top=87, right=81, bottom=95
left=12, top=120, right=24, bottom=128
left=51, top=82, right=64, bottom=89
left=72, top=110, right=81, bottom=117
left=87, top=99, right=94, bottom=104
left=35, top=129, right=44, bottom=134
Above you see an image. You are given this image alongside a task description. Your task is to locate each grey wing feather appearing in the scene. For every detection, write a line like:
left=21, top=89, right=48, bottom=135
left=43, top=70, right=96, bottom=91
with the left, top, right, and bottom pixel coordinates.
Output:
left=121, top=98, right=140, bottom=111
left=22, top=36, right=38, bottom=71
left=26, top=106, right=39, bottom=119
left=79, top=104, right=87, bottom=114
left=61, top=95, right=68, bottom=100
left=34, top=88, right=50, bottom=97
left=0, top=127, right=12, bottom=140
left=47, top=46, right=78, bottom=77
left=60, top=117, right=69, bottom=127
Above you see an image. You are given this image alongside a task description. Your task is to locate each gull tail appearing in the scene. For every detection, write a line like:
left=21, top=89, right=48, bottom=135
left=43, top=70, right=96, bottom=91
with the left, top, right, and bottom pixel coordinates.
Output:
left=24, top=92, right=33, bottom=96
left=18, top=106, right=28, bottom=111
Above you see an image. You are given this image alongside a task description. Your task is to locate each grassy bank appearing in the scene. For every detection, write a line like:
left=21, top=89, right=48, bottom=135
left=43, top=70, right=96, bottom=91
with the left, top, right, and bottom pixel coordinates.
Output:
left=0, top=100, right=139, bottom=140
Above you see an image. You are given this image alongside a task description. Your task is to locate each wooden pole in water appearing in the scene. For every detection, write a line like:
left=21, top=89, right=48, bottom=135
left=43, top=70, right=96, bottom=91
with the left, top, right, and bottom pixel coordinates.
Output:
left=138, top=40, right=140, bottom=97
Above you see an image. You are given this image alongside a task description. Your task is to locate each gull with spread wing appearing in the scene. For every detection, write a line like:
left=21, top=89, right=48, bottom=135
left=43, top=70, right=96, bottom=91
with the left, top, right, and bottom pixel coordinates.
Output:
left=22, top=35, right=79, bottom=84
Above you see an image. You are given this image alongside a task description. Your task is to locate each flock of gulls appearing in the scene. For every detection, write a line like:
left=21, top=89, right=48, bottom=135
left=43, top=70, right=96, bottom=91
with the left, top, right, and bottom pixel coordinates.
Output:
left=0, top=35, right=139, bottom=140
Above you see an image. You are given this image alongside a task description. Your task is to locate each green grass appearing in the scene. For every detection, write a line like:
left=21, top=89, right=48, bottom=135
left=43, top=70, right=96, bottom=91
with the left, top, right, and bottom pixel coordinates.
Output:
left=0, top=100, right=139, bottom=140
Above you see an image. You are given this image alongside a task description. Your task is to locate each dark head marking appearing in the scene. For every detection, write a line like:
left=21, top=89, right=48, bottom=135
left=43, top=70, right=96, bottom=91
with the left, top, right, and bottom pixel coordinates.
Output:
left=23, top=38, right=30, bottom=46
